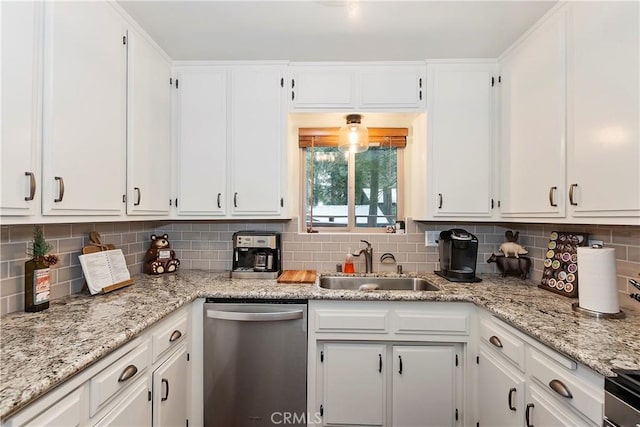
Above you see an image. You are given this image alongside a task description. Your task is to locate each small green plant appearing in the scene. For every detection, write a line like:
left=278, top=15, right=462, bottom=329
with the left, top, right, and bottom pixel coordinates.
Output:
left=27, top=226, right=58, bottom=266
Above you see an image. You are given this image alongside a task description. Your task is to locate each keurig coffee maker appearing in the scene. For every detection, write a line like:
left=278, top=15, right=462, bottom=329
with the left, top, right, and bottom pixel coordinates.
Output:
left=435, top=229, right=482, bottom=282
left=231, top=231, right=282, bottom=279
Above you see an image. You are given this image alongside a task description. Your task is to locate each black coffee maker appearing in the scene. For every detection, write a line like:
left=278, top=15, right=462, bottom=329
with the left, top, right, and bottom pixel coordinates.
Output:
left=435, top=229, right=482, bottom=282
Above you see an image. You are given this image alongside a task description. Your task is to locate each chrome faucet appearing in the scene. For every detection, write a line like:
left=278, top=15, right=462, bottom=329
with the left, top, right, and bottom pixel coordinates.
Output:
left=353, top=240, right=373, bottom=273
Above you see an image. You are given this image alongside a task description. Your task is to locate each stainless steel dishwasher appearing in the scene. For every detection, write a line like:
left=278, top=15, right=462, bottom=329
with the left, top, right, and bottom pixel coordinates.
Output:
left=203, top=298, right=307, bottom=427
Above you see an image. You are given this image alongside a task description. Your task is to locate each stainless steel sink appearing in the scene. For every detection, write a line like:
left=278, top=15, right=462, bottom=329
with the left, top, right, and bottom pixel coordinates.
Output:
left=318, top=276, right=440, bottom=291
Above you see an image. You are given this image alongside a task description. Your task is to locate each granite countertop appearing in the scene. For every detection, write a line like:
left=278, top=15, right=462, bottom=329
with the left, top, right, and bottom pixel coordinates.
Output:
left=1, top=270, right=639, bottom=420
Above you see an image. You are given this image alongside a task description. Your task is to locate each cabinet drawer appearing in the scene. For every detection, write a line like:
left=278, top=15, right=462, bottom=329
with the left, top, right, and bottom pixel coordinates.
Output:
left=392, top=311, right=470, bottom=335
left=152, top=312, right=188, bottom=362
left=90, top=341, right=150, bottom=416
left=527, top=348, right=603, bottom=424
left=315, top=309, right=389, bottom=333
left=479, top=318, right=525, bottom=370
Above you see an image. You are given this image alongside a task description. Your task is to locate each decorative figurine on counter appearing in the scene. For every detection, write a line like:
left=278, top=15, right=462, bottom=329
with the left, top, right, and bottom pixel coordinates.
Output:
left=498, top=230, right=529, bottom=258
left=488, top=230, right=531, bottom=279
left=144, top=234, right=180, bottom=275
left=487, top=253, right=531, bottom=279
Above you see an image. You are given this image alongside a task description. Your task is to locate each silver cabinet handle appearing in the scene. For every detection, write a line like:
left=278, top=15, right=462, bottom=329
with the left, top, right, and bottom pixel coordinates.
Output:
left=25, top=172, right=36, bottom=201
left=206, top=309, right=303, bottom=322
left=54, top=176, right=64, bottom=202
left=233, top=192, right=238, bottom=208
left=549, top=186, right=557, bottom=207
left=438, top=193, right=443, bottom=209
left=525, top=403, right=534, bottom=427
left=569, top=184, right=578, bottom=206
left=508, top=387, right=517, bottom=411
left=161, top=378, right=169, bottom=401
left=134, top=187, right=141, bottom=206
left=117, top=364, right=138, bottom=382
left=169, top=330, right=182, bottom=342
left=549, top=379, right=573, bottom=399
left=217, top=193, right=222, bottom=209
left=489, top=335, right=503, bottom=348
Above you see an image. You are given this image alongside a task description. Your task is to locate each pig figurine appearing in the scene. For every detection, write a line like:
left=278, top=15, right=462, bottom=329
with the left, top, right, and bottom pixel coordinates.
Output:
left=499, top=242, right=528, bottom=258
left=487, top=253, right=531, bottom=280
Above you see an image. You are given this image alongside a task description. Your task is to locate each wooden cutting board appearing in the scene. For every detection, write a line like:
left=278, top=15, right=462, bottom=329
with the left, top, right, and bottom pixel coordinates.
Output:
left=277, top=270, right=317, bottom=284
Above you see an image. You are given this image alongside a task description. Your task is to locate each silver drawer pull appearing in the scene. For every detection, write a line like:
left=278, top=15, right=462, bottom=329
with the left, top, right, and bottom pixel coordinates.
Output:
left=489, top=335, right=503, bottom=348
left=549, top=379, right=573, bottom=399
left=25, top=172, right=36, bottom=201
left=169, top=330, right=182, bottom=342
left=54, top=176, right=64, bottom=202
left=117, top=364, right=138, bottom=382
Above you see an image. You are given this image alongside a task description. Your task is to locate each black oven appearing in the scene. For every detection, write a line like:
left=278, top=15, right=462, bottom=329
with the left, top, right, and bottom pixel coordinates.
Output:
left=604, top=369, right=640, bottom=427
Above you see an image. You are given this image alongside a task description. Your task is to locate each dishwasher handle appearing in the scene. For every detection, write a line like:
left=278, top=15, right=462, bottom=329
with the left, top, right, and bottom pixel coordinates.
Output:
left=206, top=309, right=304, bottom=322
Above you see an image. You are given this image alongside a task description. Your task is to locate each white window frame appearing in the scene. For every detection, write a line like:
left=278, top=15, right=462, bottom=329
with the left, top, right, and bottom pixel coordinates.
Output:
left=300, top=146, right=404, bottom=233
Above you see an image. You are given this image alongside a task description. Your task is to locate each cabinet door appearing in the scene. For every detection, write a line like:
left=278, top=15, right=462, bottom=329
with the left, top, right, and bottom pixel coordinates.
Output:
left=126, top=30, right=172, bottom=216
left=500, top=9, right=567, bottom=218
left=41, top=1, right=127, bottom=216
left=153, top=344, right=189, bottom=427
left=525, top=384, right=595, bottom=427
left=360, top=66, right=424, bottom=109
left=26, top=388, right=82, bottom=427
left=567, top=2, right=639, bottom=219
left=176, top=68, right=227, bottom=216
left=94, top=376, right=152, bottom=427
left=392, top=345, right=457, bottom=427
left=229, top=65, right=285, bottom=215
left=427, top=63, right=494, bottom=217
left=322, top=343, right=385, bottom=426
left=0, top=1, right=41, bottom=216
left=290, top=66, right=356, bottom=109
left=478, top=345, right=525, bottom=427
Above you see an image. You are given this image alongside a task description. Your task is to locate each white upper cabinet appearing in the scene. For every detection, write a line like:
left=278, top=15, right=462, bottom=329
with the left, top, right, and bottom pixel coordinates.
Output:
left=175, top=64, right=286, bottom=218
left=426, top=63, right=495, bottom=218
left=360, top=66, right=424, bottom=109
left=126, top=30, right=172, bottom=216
left=290, top=66, right=356, bottom=109
left=175, top=68, right=228, bottom=216
left=566, top=1, right=640, bottom=220
left=41, top=1, right=127, bottom=216
left=499, top=8, right=567, bottom=219
left=289, top=63, right=426, bottom=111
left=229, top=65, right=286, bottom=216
left=1, top=1, right=41, bottom=216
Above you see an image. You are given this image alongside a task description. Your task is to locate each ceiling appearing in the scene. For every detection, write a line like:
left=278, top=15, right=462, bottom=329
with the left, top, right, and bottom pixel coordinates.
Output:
left=118, top=1, right=557, bottom=61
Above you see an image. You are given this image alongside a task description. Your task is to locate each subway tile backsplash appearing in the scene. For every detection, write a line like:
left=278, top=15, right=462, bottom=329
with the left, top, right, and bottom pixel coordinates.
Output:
left=1, top=218, right=638, bottom=315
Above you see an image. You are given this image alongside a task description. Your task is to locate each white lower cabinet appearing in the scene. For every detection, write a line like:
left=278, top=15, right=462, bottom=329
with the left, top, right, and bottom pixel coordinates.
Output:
left=152, top=344, right=189, bottom=427
left=3, top=304, right=195, bottom=427
left=310, top=301, right=470, bottom=427
left=525, top=384, right=588, bottom=427
left=322, top=343, right=385, bottom=425
left=392, top=345, right=457, bottom=427
left=24, top=388, right=83, bottom=427
left=478, top=343, right=525, bottom=427
left=477, top=310, right=603, bottom=427
left=94, top=376, right=152, bottom=427
left=320, top=343, right=459, bottom=427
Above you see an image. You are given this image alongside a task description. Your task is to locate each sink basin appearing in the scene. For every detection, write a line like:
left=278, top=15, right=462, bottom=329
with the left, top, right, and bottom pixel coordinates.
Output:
left=319, top=276, right=439, bottom=291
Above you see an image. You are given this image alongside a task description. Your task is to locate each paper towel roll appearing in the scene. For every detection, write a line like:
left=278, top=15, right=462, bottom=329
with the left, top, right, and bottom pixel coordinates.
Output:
left=577, top=246, right=619, bottom=313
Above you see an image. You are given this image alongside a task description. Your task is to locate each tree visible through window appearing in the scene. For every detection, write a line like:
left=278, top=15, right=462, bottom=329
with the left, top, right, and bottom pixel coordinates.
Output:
left=304, top=146, right=399, bottom=231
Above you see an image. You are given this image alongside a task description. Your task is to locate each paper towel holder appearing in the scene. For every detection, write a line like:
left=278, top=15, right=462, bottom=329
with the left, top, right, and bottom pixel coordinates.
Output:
left=571, top=302, right=625, bottom=319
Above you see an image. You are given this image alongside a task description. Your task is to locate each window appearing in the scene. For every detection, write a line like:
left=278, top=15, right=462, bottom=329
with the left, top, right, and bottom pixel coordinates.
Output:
left=300, top=130, right=405, bottom=232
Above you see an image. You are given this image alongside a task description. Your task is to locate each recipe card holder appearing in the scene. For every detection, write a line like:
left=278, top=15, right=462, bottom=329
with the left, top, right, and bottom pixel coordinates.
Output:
left=80, top=232, right=134, bottom=294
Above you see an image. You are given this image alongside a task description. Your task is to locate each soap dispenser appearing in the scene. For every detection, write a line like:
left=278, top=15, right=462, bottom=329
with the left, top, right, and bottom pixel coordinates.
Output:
left=344, top=248, right=355, bottom=273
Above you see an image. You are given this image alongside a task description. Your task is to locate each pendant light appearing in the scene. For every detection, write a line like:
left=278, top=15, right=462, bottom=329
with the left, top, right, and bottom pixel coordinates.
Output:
left=338, top=114, right=369, bottom=153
